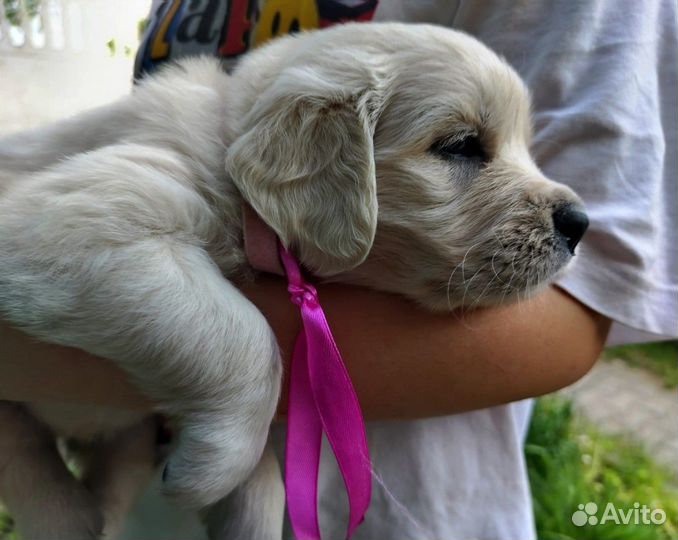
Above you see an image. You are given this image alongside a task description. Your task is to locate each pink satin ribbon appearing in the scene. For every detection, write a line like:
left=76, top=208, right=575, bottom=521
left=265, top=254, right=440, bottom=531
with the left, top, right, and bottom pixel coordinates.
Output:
left=280, top=245, right=372, bottom=540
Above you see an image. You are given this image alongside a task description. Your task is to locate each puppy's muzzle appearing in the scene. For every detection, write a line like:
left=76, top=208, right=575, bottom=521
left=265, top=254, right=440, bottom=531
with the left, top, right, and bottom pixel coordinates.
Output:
left=553, top=203, right=589, bottom=254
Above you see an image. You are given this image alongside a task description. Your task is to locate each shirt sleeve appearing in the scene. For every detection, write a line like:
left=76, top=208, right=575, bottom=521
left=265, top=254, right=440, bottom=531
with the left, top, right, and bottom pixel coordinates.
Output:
left=447, top=0, right=678, bottom=342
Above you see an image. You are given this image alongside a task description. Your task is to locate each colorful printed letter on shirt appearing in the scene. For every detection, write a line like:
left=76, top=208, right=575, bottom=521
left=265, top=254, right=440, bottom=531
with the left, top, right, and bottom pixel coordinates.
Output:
left=135, top=0, right=378, bottom=78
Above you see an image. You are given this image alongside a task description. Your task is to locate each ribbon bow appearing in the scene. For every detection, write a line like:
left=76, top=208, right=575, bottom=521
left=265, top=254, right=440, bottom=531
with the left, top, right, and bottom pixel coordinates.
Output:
left=280, top=245, right=372, bottom=540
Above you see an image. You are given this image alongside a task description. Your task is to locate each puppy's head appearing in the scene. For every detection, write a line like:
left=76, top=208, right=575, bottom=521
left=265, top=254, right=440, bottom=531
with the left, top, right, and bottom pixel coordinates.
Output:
left=227, top=23, right=587, bottom=310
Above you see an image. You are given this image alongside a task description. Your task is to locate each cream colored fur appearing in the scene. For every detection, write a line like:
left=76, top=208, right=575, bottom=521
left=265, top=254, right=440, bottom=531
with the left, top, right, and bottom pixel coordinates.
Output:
left=0, top=23, right=583, bottom=539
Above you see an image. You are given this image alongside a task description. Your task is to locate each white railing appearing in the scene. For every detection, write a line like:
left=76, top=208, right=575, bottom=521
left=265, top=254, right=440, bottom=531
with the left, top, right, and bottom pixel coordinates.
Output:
left=0, top=0, right=149, bottom=133
left=0, top=0, right=148, bottom=54
left=0, top=0, right=74, bottom=52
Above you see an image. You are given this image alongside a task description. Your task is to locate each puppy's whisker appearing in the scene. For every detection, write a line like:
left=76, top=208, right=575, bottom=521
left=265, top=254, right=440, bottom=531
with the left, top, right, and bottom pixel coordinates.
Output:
left=361, top=455, right=434, bottom=539
left=460, top=243, right=477, bottom=289
left=461, top=266, right=484, bottom=314
left=446, top=242, right=481, bottom=312
left=445, top=260, right=464, bottom=311
left=519, top=271, right=536, bottom=313
left=459, top=243, right=482, bottom=308
left=489, top=248, right=508, bottom=285
left=469, top=272, right=499, bottom=309
left=498, top=254, right=517, bottom=306
left=467, top=246, right=504, bottom=308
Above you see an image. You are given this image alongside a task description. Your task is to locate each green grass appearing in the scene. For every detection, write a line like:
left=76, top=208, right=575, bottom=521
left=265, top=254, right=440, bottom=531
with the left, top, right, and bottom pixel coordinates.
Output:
left=603, top=341, right=678, bottom=388
left=0, top=507, right=15, bottom=540
left=526, top=396, right=678, bottom=540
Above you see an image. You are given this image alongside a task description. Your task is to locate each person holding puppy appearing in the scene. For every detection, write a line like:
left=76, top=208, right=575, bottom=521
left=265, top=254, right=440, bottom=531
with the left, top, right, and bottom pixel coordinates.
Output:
left=0, top=1, right=675, bottom=539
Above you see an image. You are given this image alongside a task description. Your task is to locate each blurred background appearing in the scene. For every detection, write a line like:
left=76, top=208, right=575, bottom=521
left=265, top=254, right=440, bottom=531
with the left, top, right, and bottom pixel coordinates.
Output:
left=0, top=1, right=676, bottom=539
left=0, top=0, right=146, bottom=132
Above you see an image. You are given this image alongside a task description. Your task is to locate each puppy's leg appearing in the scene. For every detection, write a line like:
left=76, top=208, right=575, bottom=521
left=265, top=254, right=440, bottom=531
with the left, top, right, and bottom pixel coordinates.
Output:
left=0, top=99, right=135, bottom=177
left=0, top=148, right=281, bottom=507
left=82, top=418, right=158, bottom=539
left=1, top=242, right=280, bottom=508
left=142, top=249, right=281, bottom=508
left=0, top=402, right=103, bottom=540
left=204, top=442, right=285, bottom=540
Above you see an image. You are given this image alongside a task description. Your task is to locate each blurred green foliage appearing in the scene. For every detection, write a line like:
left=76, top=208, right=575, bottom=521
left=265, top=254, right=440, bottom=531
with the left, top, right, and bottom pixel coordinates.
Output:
left=603, top=341, right=678, bottom=388
left=2, top=0, right=41, bottom=26
left=527, top=396, right=678, bottom=540
left=0, top=508, right=15, bottom=540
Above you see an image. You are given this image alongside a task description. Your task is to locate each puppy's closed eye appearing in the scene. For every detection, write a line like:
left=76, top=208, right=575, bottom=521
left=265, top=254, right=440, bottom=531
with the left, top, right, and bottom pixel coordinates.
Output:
left=430, top=134, right=486, bottom=163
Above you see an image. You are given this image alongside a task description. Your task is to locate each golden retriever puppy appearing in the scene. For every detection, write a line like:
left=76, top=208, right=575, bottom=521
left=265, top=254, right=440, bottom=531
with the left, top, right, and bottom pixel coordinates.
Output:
left=0, top=23, right=587, bottom=539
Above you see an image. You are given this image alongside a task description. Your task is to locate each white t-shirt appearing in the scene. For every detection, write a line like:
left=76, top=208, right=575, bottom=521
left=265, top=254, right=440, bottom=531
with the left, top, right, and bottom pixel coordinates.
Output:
left=125, top=1, right=677, bottom=539
left=320, top=3, right=676, bottom=539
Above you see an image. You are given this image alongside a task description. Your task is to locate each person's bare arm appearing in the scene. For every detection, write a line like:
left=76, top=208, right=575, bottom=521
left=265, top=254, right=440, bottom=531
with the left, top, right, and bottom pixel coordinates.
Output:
left=0, top=281, right=610, bottom=419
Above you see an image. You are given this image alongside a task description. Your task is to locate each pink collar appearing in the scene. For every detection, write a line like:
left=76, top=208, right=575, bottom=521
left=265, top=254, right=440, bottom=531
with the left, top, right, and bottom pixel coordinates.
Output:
left=242, top=203, right=284, bottom=276
left=242, top=204, right=372, bottom=539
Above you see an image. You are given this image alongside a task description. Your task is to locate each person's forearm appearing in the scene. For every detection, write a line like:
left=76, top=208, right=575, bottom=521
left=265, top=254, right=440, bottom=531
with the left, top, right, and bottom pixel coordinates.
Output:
left=0, top=324, right=150, bottom=408
left=0, top=282, right=610, bottom=418
left=246, top=280, right=610, bottom=419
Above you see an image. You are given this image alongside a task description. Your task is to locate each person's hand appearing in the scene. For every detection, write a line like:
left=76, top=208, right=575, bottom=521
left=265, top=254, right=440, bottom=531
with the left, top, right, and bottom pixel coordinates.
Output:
left=0, top=281, right=610, bottom=419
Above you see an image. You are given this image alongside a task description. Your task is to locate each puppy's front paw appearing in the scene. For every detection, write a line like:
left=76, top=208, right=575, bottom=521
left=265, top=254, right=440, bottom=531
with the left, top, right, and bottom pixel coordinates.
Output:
left=160, top=419, right=268, bottom=508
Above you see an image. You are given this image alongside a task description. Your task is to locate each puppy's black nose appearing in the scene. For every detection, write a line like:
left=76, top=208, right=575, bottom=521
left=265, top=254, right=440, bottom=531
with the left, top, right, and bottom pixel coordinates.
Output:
left=553, top=204, right=589, bottom=254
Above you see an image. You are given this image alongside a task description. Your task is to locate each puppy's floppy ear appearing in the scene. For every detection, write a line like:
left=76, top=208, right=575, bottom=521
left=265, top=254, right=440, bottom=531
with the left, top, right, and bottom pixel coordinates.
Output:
left=227, top=63, right=383, bottom=276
